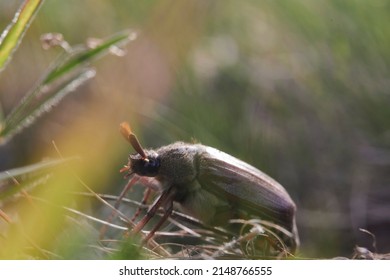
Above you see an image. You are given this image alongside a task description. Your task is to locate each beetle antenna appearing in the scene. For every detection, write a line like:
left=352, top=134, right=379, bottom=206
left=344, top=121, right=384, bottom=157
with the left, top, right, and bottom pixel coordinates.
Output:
left=120, top=122, right=147, bottom=159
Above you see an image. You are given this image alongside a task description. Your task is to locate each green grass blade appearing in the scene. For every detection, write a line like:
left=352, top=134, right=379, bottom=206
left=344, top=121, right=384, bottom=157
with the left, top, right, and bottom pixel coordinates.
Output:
left=0, top=0, right=44, bottom=71
left=44, top=30, right=134, bottom=84
left=0, top=30, right=136, bottom=144
left=0, top=68, right=96, bottom=142
left=0, top=158, right=77, bottom=181
left=0, top=157, right=78, bottom=200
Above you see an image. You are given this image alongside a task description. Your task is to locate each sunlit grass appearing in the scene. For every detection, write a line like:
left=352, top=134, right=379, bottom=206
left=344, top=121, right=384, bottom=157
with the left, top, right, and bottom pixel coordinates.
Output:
left=0, top=0, right=389, bottom=259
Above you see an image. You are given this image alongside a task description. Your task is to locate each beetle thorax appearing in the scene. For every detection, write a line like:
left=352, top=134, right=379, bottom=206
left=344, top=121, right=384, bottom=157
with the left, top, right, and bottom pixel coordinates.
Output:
left=153, top=142, right=201, bottom=186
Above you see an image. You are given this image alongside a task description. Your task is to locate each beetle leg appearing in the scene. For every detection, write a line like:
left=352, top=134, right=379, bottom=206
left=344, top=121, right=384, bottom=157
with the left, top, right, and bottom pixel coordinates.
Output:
left=99, top=176, right=140, bottom=239
left=132, top=187, right=176, bottom=238
left=130, top=187, right=152, bottom=222
left=142, top=197, right=174, bottom=244
left=129, top=176, right=161, bottom=221
left=115, top=176, right=140, bottom=209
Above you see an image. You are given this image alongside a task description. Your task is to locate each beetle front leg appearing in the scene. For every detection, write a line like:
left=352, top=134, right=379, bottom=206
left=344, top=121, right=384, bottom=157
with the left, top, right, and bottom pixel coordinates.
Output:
left=100, top=176, right=140, bottom=239
left=142, top=198, right=174, bottom=244
left=132, top=187, right=176, bottom=235
left=130, top=187, right=152, bottom=222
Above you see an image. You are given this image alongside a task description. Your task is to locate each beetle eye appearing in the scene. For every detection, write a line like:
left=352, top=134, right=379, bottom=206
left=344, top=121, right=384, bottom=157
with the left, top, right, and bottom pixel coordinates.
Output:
left=139, top=157, right=160, bottom=176
left=129, top=153, right=160, bottom=177
left=130, top=157, right=160, bottom=177
left=145, top=158, right=159, bottom=170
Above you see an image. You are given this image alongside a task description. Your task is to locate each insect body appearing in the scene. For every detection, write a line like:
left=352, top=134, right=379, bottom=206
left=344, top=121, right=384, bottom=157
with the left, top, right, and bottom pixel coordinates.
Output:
left=119, top=122, right=299, bottom=254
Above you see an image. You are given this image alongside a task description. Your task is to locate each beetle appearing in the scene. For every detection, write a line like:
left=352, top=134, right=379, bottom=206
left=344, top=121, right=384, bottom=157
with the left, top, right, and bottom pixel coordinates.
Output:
left=118, top=122, right=299, bottom=254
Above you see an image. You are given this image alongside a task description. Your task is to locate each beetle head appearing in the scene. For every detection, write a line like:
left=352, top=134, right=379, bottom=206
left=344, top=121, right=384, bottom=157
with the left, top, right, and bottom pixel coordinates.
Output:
left=119, top=122, right=161, bottom=177
left=128, top=151, right=161, bottom=177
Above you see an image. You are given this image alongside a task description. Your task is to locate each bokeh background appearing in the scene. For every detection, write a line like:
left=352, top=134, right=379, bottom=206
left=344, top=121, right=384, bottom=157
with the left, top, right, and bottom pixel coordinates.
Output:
left=0, top=0, right=389, bottom=258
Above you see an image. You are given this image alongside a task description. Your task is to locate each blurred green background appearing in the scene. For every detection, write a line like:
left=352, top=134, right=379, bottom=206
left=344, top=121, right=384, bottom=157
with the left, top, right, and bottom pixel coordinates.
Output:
left=0, top=0, right=389, bottom=258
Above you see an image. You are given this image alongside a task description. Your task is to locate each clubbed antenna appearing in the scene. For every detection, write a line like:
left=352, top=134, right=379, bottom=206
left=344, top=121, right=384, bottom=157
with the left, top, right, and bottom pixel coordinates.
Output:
left=120, top=122, right=147, bottom=159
